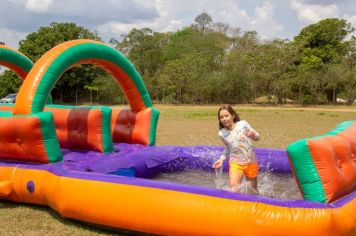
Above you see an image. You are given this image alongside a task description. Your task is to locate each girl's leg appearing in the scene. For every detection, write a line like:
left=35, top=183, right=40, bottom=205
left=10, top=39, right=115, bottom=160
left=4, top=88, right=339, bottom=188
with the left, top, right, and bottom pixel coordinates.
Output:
left=245, top=162, right=259, bottom=193
left=246, top=176, right=258, bottom=193
left=229, top=170, right=244, bottom=192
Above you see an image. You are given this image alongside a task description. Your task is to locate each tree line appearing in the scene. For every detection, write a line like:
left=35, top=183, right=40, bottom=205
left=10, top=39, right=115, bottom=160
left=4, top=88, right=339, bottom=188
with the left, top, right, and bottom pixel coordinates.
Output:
left=0, top=13, right=355, bottom=105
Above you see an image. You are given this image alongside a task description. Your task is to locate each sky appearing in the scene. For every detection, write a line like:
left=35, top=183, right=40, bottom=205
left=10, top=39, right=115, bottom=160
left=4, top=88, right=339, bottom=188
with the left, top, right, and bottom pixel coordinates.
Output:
left=0, top=0, right=355, bottom=49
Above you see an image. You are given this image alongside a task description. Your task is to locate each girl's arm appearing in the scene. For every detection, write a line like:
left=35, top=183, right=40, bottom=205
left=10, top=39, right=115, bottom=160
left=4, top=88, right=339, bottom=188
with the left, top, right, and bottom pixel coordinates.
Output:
left=213, top=135, right=229, bottom=169
left=245, top=121, right=260, bottom=141
left=219, top=135, right=230, bottom=161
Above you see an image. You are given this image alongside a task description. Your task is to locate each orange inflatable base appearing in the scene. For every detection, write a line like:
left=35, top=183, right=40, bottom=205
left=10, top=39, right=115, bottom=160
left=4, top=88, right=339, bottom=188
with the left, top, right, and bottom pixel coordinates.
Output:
left=0, top=165, right=355, bottom=236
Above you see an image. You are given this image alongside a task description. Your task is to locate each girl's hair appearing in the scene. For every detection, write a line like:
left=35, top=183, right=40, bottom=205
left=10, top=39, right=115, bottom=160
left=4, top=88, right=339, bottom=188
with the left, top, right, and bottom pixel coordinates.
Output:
left=218, top=104, right=240, bottom=130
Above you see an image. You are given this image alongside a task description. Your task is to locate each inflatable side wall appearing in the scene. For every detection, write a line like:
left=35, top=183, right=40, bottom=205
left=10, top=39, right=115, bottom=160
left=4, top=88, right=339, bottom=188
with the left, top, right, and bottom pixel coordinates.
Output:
left=287, top=121, right=356, bottom=203
left=0, top=111, right=61, bottom=163
left=0, top=104, right=113, bottom=153
left=111, top=107, right=159, bottom=145
left=46, top=105, right=113, bottom=153
left=0, top=104, right=159, bottom=147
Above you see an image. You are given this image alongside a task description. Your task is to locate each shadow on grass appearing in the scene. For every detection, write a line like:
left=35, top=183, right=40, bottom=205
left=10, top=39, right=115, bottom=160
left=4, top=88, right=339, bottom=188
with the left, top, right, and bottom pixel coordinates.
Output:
left=0, top=200, right=156, bottom=236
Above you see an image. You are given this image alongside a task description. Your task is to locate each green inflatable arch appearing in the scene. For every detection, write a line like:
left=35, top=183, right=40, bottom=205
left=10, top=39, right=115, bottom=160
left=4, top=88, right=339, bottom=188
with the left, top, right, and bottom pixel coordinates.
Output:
left=0, top=45, right=53, bottom=104
left=0, top=45, right=33, bottom=79
left=14, top=40, right=152, bottom=115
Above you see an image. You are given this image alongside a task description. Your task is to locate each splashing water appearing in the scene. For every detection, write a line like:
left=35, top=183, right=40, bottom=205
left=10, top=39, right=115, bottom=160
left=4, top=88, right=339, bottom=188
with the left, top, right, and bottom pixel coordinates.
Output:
left=214, top=167, right=224, bottom=189
left=154, top=169, right=303, bottom=200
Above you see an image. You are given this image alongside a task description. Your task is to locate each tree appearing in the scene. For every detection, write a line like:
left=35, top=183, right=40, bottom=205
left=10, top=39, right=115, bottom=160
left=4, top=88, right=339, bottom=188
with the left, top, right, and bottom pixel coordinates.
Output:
left=345, top=36, right=356, bottom=104
left=323, top=63, right=348, bottom=104
left=213, top=22, right=230, bottom=35
left=19, top=22, right=101, bottom=62
left=241, top=37, right=297, bottom=104
left=294, top=18, right=353, bottom=63
left=163, top=24, right=231, bottom=103
left=294, top=18, right=355, bottom=103
left=91, top=74, right=126, bottom=104
left=111, top=28, right=168, bottom=78
left=110, top=28, right=171, bottom=103
left=158, top=54, right=207, bottom=103
left=192, top=13, right=213, bottom=37
left=0, top=71, right=22, bottom=97
left=236, top=31, right=259, bottom=53
left=344, top=63, right=356, bottom=104
left=18, top=22, right=102, bottom=104
left=224, top=49, right=252, bottom=103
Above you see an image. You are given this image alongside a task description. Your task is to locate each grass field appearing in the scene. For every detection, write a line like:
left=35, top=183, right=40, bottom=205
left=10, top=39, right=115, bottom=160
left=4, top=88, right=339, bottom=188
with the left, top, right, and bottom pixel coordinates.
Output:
left=0, top=105, right=355, bottom=235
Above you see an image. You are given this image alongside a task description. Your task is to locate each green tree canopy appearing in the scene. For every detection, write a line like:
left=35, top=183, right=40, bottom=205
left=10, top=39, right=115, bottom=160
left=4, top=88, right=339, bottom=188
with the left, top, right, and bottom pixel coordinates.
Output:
left=192, top=12, right=213, bottom=35
left=111, top=28, right=169, bottom=77
left=1, top=16, right=354, bottom=105
left=294, top=18, right=355, bottom=103
left=18, top=22, right=104, bottom=104
left=0, top=71, right=22, bottom=97
left=294, top=18, right=354, bottom=64
left=19, top=22, right=101, bottom=61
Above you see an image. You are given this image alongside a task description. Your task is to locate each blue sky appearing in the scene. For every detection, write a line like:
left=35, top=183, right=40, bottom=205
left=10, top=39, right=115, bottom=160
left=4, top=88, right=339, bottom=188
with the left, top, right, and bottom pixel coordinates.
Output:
left=0, top=0, right=355, bottom=49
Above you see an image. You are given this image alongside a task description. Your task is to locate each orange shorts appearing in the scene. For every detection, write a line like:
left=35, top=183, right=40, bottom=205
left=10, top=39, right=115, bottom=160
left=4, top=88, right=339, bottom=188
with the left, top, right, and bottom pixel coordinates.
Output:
left=229, top=161, right=259, bottom=178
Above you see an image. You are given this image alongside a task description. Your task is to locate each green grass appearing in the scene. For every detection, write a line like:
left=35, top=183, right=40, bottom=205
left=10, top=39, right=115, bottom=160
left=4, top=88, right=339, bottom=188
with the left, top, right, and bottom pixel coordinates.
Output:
left=0, top=104, right=355, bottom=235
left=183, top=111, right=216, bottom=118
left=156, top=105, right=355, bottom=148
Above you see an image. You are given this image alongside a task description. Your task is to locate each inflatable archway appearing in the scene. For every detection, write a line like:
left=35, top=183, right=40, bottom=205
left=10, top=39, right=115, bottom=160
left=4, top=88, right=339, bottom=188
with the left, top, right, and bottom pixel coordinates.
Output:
left=0, top=44, right=33, bottom=79
left=0, top=40, right=159, bottom=163
left=0, top=45, right=53, bottom=104
left=0, top=44, right=110, bottom=154
left=13, top=39, right=158, bottom=146
left=14, top=39, right=152, bottom=115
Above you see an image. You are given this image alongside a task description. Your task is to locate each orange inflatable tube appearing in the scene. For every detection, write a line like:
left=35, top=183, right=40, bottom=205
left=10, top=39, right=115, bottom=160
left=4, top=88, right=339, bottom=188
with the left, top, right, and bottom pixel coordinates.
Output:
left=0, top=164, right=354, bottom=236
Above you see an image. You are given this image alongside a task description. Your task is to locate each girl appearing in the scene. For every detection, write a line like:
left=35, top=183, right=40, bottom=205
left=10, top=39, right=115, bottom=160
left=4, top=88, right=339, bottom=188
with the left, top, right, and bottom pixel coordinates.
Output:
left=212, top=104, right=260, bottom=193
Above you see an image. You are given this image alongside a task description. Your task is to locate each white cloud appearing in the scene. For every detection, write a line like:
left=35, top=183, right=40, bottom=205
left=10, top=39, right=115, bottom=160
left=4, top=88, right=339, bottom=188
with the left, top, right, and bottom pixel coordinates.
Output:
left=344, top=14, right=356, bottom=38
left=254, top=1, right=273, bottom=21
left=250, top=1, right=284, bottom=39
left=95, top=0, right=206, bottom=40
left=345, top=14, right=356, bottom=27
left=45, top=0, right=159, bottom=24
left=97, top=21, right=148, bottom=39
left=0, top=27, right=27, bottom=48
left=1, top=0, right=355, bottom=48
left=25, top=0, right=53, bottom=13
left=291, top=0, right=340, bottom=23
left=49, top=0, right=285, bottom=40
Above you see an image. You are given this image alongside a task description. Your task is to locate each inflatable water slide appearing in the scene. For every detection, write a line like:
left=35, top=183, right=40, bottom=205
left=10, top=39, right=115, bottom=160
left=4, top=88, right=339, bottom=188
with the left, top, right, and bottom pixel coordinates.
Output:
left=0, top=40, right=355, bottom=236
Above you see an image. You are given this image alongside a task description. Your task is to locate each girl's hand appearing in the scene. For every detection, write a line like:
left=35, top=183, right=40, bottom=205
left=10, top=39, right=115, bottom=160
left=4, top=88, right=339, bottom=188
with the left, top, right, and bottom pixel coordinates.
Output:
left=247, top=130, right=259, bottom=140
left=246, top=130, right=255, bottom=137
left=213, top=159, right=223, bottom=169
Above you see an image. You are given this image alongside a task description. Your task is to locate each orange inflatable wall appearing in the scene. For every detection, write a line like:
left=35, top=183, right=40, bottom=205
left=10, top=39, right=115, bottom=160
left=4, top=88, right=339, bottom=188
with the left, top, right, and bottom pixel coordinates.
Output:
left=111, top=107, right=156, bottom=145
left=0, top=104, right=158, bottom=147
left=287, top=121, right=356, bottom=203
left=0, top=111, right=61, bottom=163
left=308, top=123, right=356, bottom=202
left=0, top=105, right=113, bottom=153
left=45, top=106, right=113, bottom=153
